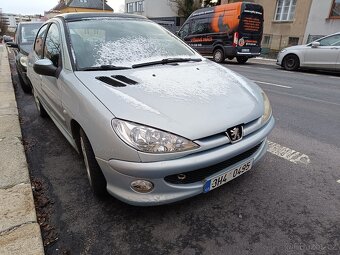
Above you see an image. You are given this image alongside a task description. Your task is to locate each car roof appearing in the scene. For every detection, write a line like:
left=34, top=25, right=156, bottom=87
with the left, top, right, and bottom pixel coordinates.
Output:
left=55, top=12, right=147, bottom=22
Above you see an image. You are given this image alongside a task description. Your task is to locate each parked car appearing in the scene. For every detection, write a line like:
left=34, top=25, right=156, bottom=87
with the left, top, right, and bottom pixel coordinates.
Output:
left=277, top=32, right=340, bottom=71
left=27, top=13, right=274, bottom=206
left=177, top=2, right=264, bottom=64
left=7, top=22, right=43, bottom=93
left=3, top=35, right=13, bottom=43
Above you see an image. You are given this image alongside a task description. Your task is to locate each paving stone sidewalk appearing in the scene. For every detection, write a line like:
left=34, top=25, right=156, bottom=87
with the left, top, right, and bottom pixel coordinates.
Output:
left=0, top=44, right=44, bottom=255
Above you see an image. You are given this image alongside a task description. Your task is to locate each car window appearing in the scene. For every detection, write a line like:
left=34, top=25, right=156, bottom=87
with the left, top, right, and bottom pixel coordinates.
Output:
left=34, top=24, right=48, bottom=59
left=191, top=18, right=212, bottom=35
left=178, top=23, right=190, bottom=38
left=20, top=23, right=42, bottom=44
left=67, top=19, right=196, bottom=69
left=44, top=23, right=62, bottom=67
left=318, top=34, right=340, bottom=46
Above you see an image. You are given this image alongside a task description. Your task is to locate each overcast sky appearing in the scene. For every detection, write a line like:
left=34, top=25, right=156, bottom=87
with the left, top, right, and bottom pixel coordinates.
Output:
left=1, top=0, right=125, bottom=15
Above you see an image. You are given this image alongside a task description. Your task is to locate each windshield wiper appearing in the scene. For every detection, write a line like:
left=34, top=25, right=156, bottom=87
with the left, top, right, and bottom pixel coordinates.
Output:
left=79, top=65, right=131, bottom=71
left=132, top=57, right=202, bottom=69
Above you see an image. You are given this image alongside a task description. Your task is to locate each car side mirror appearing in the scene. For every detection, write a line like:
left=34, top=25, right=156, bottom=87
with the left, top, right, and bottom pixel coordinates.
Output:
left=6, top=42, right=19, bottom=48
left=33, top=59, right=58, bottom=77
left=311, top=41, right=320, bottom=48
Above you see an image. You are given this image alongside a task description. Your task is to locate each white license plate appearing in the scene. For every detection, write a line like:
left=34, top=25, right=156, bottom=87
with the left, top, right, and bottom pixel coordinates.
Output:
left=203, top=159, right=253, bottom=193
left=241, top=48, right=250, bottom=52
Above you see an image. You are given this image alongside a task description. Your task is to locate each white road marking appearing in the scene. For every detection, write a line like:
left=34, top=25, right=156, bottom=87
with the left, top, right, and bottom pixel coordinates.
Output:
left=255, top=67, right=271, bottom=71
left=238, top=65, right=251, bottom=68
left=337, top=180, right=340, bottom=184
left=303, top=73, right=319, bottom=76
left=328, top=76, right=340, bottom=79
left=253, top=80, right=292, bottom=89
left=267, top=141, right=310, bottom=165
left=265, top=89, right=340, bottom=107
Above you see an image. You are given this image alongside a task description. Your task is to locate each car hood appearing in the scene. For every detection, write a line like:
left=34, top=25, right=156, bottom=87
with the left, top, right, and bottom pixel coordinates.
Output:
left=284, top=45, right=307, bottom=51
left=74, top=60, right=264, bottom=140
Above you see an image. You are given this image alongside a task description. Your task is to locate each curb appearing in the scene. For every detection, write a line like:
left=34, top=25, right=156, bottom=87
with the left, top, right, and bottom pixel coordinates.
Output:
left=0, top=45, right=44, bottom=254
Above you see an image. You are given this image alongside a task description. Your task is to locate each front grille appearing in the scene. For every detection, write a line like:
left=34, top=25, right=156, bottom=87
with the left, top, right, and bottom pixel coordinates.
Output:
left=164, top=143, right=262, bottom=185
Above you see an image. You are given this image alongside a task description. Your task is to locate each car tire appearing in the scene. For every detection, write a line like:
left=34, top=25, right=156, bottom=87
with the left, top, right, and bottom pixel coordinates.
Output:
left=236, top=57, right=248, bottom=64
left=79, top=128, right=107, bottom=196
left=213, top=48, right=225, bottom=63
left=18, top=74, right=32, bottom=94
left=33, top=89, right=48, bottom=118
left=283, top=54, right=299, bottom=71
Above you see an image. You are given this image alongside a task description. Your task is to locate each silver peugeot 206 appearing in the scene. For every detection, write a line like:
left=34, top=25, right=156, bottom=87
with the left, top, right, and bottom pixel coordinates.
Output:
left=27, top=13, right=274, bottom=206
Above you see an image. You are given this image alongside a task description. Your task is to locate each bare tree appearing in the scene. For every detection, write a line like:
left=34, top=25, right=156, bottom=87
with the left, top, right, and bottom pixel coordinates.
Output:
left=169, top=0, right=201, bottom=19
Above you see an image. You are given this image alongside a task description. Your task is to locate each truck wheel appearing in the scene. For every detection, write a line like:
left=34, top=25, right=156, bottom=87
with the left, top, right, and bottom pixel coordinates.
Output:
left=236, top=57, right=248, bottom=64
left=283, top=54, right=299, bottom=71
left=213, top=48, right=224, bottom=63
left=79, top=128, right=107, bottom=196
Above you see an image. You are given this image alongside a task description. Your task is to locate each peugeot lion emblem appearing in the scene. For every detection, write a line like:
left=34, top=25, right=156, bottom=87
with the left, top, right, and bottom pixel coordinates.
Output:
left=226, top=125, right=243, bottom=143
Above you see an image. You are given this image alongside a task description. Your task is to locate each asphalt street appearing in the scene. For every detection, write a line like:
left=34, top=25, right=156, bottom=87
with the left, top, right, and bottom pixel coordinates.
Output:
left=10, top=54, right=340, bottom=255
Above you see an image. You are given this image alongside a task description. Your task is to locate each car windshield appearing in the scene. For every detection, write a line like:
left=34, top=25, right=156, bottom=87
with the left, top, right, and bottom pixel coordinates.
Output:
left=66, top=18, right=197, bottom=70
left=20, top=23, right=42, bottom=44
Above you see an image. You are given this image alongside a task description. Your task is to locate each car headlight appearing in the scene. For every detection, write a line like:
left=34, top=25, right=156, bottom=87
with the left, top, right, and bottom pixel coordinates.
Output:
left=261, top=92, right=272, bottom=124
left=280, top=48, right=287, bottom=53
left=112, top=119, right=199, bottom=153
left=20, top=56, right=28, bottom=67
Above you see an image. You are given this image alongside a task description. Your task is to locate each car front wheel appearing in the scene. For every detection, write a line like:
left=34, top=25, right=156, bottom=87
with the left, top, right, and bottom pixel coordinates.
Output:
left=79, top=128, right=107, bottom=196
left=283, top=54, right=299, bottom=71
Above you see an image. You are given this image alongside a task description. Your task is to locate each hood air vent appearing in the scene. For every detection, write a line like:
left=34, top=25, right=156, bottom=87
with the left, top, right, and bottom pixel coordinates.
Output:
left=96, top=75, right=138, bottom=87
left=112, top=75, right=138, bottom=85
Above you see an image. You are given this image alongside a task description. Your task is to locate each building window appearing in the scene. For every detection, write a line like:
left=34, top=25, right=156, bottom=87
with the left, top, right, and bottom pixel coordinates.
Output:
left=262, top=35, right=271, bottom=46
left=274, top=0, right=297, bottom=21
left=126, top=1, right=144, bottom=13
left=330, top=0, right=340, bottom=18
left=288, top=37, right=299, bottom=46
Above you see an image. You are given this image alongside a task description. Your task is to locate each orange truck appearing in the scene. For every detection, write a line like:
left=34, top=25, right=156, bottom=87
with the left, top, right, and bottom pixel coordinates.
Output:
left=178, top=2, right=264, bottom=64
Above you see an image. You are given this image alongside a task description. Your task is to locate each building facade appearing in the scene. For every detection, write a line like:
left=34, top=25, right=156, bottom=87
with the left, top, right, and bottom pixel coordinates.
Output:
left=125, top=0, right=185, bottom=32
left=51, top=0, right=113, bottom=13
left=1, top=13, right=43, bottom=33
left=303, top=0, right=340, bottom=43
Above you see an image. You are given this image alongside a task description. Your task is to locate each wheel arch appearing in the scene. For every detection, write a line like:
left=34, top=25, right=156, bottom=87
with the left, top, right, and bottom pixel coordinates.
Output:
left=70, top=119, right=82, bottom=153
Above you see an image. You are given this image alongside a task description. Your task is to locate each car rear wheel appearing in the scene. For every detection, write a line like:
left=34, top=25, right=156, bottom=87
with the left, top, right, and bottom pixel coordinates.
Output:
left=236, top=57, right=248, bottom=64
left=213, top=48, right=224, bottom=63
left=283, top=54, right=299, bottom=71
left=79, top=128, right=107, bottom=196
left=33, top=89, right=47, bottom=118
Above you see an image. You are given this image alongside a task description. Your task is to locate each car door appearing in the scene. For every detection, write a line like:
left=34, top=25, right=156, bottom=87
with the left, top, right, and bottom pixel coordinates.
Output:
left=303, top=34, right=340, bottom=70
left=27, top=23, right=49, bottom=93
left=40, top=22, right=65, bottom=126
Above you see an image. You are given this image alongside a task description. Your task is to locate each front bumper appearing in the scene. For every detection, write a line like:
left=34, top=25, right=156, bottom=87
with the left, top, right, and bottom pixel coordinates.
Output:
left=98, top=117, right=275, bottom=206
left=276, top=52, right=284, bottom=66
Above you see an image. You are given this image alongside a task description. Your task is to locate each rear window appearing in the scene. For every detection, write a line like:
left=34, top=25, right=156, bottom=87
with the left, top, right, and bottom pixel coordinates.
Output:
left=240, top=5, right=263, bottom=35
left=20, top=23, right=42, bottom=44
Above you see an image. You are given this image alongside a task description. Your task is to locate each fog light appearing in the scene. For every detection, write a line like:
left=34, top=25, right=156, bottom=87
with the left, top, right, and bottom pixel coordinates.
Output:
left=130, top=180, right=154, bottom=193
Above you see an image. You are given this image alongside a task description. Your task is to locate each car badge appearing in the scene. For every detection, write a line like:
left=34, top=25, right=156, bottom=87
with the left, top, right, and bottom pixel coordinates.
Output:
left=226, top=125, right=243, bottom=143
